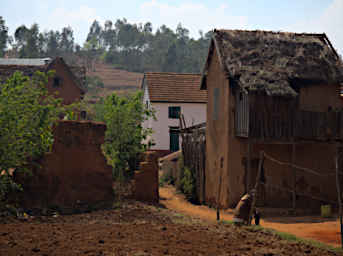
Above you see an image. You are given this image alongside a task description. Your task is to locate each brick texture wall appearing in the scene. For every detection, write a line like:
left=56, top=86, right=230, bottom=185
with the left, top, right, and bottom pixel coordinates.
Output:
left=19, top=120, right=114, bottom=211
left=18, top=121, right=159, bottom=211
left=133, top=152, right=159, bottom=203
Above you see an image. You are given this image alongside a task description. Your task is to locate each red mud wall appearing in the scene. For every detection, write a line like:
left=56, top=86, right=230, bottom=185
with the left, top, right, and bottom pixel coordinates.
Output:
left=133, top=152, right=159, bottom=203
left=205, top=48, right=231, bottom=208
left=21, top=120, right=114, bottom=210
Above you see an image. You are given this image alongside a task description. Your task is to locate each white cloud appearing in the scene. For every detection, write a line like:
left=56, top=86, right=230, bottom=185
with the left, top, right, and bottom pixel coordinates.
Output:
left=137, top=0, right=248, bottom=38
left=41, top=5, right=104, bottom=44
left=287, top=0, right=343, bottom=55
left=51, top=6, right=103, bottom=25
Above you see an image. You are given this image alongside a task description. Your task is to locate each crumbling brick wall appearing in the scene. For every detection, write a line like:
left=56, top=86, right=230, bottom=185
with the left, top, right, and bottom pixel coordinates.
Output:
left=20, top=120, right=114, bottom=211
left=133, top=151, right=159, bottom=203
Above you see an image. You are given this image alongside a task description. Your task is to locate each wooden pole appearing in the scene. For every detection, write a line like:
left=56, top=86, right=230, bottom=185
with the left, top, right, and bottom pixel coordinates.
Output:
left=216, top=169, right=223, bottom=221
left=248, top=151, right=264, bottom=225
left=335, top=145, right=343, bottom=248
left=292, top=143, right=296, bottom=212
left=247, top=139, right=251, bottom=192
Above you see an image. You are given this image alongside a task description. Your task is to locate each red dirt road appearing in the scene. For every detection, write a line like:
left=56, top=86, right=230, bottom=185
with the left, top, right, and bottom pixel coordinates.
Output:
left=159, top=185, right=341, bottom=247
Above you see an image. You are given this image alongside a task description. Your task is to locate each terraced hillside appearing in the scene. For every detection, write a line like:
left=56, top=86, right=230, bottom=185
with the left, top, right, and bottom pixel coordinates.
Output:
left=85, top=62, right=144, bottom=103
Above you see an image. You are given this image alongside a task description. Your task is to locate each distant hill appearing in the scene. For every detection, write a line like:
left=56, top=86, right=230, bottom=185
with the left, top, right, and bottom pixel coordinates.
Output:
left=84, top=62, right=144, bottom=103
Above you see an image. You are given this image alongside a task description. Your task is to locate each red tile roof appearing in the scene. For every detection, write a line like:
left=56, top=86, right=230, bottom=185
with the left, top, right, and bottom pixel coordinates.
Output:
left=144, top=72, right=207, bottom=103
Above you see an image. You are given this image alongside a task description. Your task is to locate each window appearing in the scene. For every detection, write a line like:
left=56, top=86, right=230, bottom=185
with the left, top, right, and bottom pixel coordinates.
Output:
left=53, top=77, right=61, bottom=87
left=168, top=106, right=181, bottom=119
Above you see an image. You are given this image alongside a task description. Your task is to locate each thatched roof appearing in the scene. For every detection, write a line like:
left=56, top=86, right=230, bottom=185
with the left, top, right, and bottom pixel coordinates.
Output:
left=201, top=29, right=343, bottom=97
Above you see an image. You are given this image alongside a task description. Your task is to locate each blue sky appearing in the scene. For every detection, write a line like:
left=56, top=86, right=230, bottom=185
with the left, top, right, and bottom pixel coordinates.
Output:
left=1, top=0, right=343, bottom=54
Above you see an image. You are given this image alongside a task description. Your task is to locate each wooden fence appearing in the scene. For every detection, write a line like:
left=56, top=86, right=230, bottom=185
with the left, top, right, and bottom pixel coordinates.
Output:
left=247, top=109, right=343, bottom=141
left=252, top=150, right=341, bottom=210
left=181, top=125, right=206, bottom=204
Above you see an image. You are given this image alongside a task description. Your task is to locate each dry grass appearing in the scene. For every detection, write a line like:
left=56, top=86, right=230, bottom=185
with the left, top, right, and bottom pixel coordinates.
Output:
left=214, top=30, right=343, bottom=97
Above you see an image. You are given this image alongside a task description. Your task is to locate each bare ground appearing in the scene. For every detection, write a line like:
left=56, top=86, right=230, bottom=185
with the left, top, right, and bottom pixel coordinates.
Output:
left=0, top=192, right=342, bottom=256
left=160, top=185, right=341, bottom=247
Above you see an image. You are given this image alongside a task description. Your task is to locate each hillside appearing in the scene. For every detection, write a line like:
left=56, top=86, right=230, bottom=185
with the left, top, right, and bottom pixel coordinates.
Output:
left=85, top=62, right=144, bottom=103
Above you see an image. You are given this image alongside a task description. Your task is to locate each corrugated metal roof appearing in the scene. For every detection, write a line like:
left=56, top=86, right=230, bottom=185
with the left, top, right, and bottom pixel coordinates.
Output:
left=0, top=58, right=51, bottom=66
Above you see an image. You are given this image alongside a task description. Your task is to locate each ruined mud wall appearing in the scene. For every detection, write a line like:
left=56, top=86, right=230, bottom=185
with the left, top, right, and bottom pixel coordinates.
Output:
left=20, top=120, right=114, bottom=211
left=133, top=151, right=159, bottom=203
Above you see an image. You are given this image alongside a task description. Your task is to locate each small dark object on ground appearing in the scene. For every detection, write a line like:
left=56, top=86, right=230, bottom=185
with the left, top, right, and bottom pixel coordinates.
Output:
left=254, top=210, right=261, bottom=225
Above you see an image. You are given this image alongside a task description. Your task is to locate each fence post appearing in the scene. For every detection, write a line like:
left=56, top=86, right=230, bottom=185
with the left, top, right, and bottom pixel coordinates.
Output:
left=216, top=170, right=222, bottom=221
left=249, top=151, right=264, bottom=225
left=335, top=145, right=343, bottom=248
left=292, top=143, right=296, bottom=212
left=247, top=139, right=251, bottom=192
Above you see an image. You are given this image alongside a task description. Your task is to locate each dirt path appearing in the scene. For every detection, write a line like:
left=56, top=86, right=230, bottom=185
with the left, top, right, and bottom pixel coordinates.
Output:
left=160, top=185, right=341, bottom=247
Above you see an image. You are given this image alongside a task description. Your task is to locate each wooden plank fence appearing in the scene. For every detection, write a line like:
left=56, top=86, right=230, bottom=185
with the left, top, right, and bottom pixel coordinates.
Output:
left=244, top=109, right=343, bottom=141
left=181, top=126, right=206, bottom=204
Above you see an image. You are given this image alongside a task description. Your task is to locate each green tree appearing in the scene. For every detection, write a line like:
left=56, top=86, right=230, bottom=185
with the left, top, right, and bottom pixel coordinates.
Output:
left=101, top=92, right=154, bottom=181
left=93, top=97, right=106, bottom=122
left=60, top=26, right=75, bottom=53
left=85, top=75, right=104, bottom=92
left=14, top=24, right=42, bottom=58
left=0, top=71, right=63, bottom=202
left=103, top=20, right=116, bottom=50
left=45, top=30, right=61, bottom=57
left=86, top=20, right=103, bottom=51
left=0, top=16, right=9, bottom=57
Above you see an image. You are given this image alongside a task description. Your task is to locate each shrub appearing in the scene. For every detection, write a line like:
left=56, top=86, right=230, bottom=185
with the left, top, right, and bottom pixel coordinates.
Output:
left=159, top=168, right=175, bottom=187
left=101, top=91, right=154, bottom=182
left=0, top=71, right=63, bottom=206
left=180, top=167, right=197, bottom=203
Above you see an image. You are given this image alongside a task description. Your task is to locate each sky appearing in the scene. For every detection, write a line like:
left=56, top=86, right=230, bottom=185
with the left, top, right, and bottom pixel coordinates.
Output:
left=1, top=0, right=343, bottom=55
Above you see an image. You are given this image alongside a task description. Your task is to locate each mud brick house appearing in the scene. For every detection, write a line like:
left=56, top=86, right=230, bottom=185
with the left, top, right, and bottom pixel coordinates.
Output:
left=0, top=57, right=86, bottom=104
left=142, top=72, right=207, bottom=156
left=200, top=29, right=343, bottom=209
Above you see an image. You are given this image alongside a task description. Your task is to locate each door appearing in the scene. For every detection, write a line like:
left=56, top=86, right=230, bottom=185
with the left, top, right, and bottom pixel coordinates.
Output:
left=169, top=127, right=179, bottom=152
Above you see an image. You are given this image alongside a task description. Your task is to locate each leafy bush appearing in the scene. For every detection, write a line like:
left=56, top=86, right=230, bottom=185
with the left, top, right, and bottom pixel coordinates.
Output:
left=175, top=156, right=185, bottom=191
left=85, top=75, right=104, bottom=92
left=180, top=167, right=197, bottom=203
left=0, top=71, right=64, bottom=206
left=159, top=168, right=175, bottom=187
left=101, top=91, right=154, bottom=182
left=0, top=174, right=22, bottom=207
left=92, top=97, right=106, bottom=122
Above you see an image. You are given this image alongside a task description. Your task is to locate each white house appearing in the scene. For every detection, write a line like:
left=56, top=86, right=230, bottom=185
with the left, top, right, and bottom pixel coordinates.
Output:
left=142, top=72, right=207, bottom=155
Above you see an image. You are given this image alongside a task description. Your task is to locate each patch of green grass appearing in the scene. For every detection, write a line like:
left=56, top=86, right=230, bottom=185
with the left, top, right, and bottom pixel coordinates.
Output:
left=218, top=220, right=343, bottom=253
left=218, top=219, right=234, bottom=225
left=246, top=225, right=343, bottom=254
left=173, top=213, right=184, bottom=218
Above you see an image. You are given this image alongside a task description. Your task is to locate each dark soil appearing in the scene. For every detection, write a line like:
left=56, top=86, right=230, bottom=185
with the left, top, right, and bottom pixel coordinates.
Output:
left=0, top=200, right=341, bottom=256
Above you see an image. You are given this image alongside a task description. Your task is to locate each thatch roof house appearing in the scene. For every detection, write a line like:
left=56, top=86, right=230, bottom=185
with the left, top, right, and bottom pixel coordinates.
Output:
left=202, top=30, right=343, bottom=95
left=200, top=29, right=343, bottom=210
